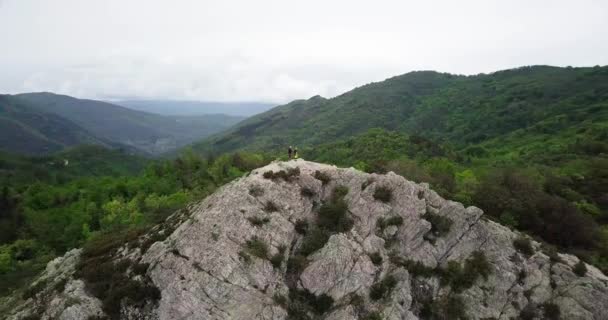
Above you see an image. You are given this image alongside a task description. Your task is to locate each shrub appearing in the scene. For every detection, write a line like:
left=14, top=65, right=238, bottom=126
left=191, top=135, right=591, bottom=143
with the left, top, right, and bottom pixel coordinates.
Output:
left=543, top=245, right=563, bottom=263
left=314, top=170, right=331, bottom=185
left=421, top=295, right=468, bottom=320
left=466, top=251, right=492, bottom=280
left=333, top=185, right=349, bottom=199
left=573, top=260, right=587, bottom=276
left=299, top=227, right=330, bottom=256
left=513, top=237, right=535, bottom=257
left=247, top=216, right=271, bottom=227
left=288, top=288, right=334, bottom=315
left=377, top=216, right=404, bottom=230
left=264, top=201, right=279, bottom=212
left=300, top=187, right=315, bottom=198
left=263, top=168, right=300, bottom=182
left=361, top=311, right=382, bottom=320
left=543, top=302, right=560, bottom=320
left=263, top=171, right=274, bottom=179
left=519, top=303, right=538, bottom=320
left=23, top=279, right=47, bottom=299
left=249, top=185, right=264, bottom=197
left=517, top=269, right=527, bottom=284
left=423, top=212, right=453, bottom=237
left=369, top=274, right=397, bottom=300
left=444, top=295, right=467, bottom=320
left=390, top=255, right=435, bottom=278
left=54, top=278, right=68, bottom=292
left=317, top=198, right=353, bottom=233
left=238, top=250, right=251, bottom=264
left=369, top=252, right=383, bottom=266
left=132, top=262, right=149, bottom=276
left=270, top=245, right=287, bottom=269
left=273, top=293, right=288, bottom=307
left=438, top=251, right=492, bottom=292
left=294, top=219, right=309, bottom=235
left=373, top=186, right=392, bottom=203
left=245, top=237, right=269, bottom=260
left=286, top=254, right=308, bottom=276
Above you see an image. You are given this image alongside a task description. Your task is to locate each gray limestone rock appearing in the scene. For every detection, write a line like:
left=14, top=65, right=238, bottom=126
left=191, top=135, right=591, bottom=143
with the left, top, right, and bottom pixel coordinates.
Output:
left=6, top=160, right=608, bottom=319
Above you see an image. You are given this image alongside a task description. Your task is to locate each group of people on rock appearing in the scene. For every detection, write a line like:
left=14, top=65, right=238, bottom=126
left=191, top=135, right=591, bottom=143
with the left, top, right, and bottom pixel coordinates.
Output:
left=288, top=146, right=298, bottom=160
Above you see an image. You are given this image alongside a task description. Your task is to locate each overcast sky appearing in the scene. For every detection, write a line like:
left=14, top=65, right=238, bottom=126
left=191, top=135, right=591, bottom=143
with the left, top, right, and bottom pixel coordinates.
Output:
left=1, top=0, right=607, bottom=103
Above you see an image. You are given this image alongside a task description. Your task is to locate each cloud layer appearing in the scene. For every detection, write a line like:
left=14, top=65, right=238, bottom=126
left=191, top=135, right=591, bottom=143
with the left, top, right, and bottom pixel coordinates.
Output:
left=1, top=0, right=607, bottom=103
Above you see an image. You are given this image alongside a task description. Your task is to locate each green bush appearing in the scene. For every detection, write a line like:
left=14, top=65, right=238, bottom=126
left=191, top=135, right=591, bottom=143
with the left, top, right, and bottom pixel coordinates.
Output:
left=314, top=170, right=331, bottom=185
left=361, top=311, right=382, bottom=320
left=513, top=237, right=535, bottom=257
left=369, top=252, right=383, bottom=266
left=263, top=168, right=301, bottom=182
left=421, top=295, right=468, bottom=320
left=294, top=219, right=309, bottom=235
left=245, top=237, right=269, bottom=260
left=543, top=302, right=560, bottom=320
left=369, top=274, right=397, bottom=300
left=573, top=260, right=587, bottom=276
left=390, top=255, right=435, bottom=278
left=288, top=288, right=334, bottom=316
left=438, top=251, right=492, bottom=292
left=270, top=245, right=287, bottom=269
left=249, top=185, right=264, bottom=197
left=333, top=185, right=349, bottom=199
left=519, top=303, right=538, bottom=320
left=299, top=227, right=330, bottom=256
left=22, top=278, right=47, bottom=300
left=273, top=293, right=288, bottom=307
left=317, top=198, right=352, bottom=233
left=264, top=201, right=279, bottom=212
left=238, top=250, right=251, bottom=264
left=377, top=216, right=404, bottom=230
left=423, top=212, right=453, bottom=237
left=54, top=278, right=68, bottom=292
left=286, top=254, right=308, bottom=276
left=247, top=216, right=270, bottom=227
left=373, top=186, right=392, bottom=203
left=300, top=187, right=315, bottom=198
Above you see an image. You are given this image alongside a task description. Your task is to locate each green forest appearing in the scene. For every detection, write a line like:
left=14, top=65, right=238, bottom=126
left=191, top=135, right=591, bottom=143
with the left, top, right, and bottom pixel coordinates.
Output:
left=1, top=65, right=607, bottom=308
left=0, top=147, right=272, bottom=300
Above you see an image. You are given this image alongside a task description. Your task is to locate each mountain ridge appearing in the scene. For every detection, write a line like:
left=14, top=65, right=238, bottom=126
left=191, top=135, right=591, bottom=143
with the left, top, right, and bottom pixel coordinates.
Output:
left=192, top=65, right=608, bottom=159
left=5, top=160, right=608, bottom=319
left=0, top=93, right=245, bottom=156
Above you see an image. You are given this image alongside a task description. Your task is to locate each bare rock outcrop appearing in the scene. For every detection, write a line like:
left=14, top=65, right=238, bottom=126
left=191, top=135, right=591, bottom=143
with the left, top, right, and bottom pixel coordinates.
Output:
left=7, top=160, right=608, bottom=319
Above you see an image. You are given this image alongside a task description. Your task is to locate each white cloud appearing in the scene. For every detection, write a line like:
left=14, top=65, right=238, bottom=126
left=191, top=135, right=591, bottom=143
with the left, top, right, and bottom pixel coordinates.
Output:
left=1, top=0, right=607, bottom=103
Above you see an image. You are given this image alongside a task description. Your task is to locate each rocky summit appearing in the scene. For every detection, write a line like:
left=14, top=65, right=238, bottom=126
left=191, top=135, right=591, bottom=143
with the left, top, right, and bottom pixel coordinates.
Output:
left=6, top=160, right=608, bottom=320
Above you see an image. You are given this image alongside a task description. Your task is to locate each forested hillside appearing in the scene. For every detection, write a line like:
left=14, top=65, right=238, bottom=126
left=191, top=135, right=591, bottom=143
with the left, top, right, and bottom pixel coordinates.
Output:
left=0, top=148, right=271, bottom=303
left=197, top=65, right=608, bottom=158
left=0, top=93, right=245, bottom=156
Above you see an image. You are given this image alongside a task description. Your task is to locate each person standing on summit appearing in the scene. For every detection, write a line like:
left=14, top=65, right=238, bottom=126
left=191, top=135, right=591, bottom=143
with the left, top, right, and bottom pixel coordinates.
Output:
left=288, top=146, right=293, bottom=160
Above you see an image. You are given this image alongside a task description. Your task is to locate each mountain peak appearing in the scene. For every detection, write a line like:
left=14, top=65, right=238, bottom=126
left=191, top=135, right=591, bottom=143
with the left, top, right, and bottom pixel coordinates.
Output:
left=8, top=160, right=608, bottom=319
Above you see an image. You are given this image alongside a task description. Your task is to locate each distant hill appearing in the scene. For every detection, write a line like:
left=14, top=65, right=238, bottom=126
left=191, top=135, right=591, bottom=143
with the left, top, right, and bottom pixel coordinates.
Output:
left=0, top=95, right=113, bottom=155
left=194, top=65, right=608, bottom=163
left=0, top=93, right=245, bottom=156
left=113, top=100, right=275, bottom=117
